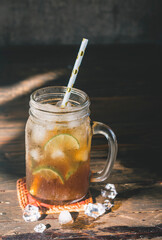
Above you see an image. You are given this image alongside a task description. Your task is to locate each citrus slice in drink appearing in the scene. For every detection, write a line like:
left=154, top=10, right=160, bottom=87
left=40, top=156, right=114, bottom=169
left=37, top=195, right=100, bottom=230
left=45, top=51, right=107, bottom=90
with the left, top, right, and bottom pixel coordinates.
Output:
left=44, top=134, right=80, bottom=154
left=29, top=176, right=41, bottom=195
left=33, top=166, right=64, bottom=184
left=65, top=162, right=80, bottom=181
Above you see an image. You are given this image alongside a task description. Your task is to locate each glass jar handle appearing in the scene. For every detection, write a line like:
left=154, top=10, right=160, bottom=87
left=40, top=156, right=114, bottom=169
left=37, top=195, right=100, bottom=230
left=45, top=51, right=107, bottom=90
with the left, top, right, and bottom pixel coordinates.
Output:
left=90, top=121, right=118, bottom=182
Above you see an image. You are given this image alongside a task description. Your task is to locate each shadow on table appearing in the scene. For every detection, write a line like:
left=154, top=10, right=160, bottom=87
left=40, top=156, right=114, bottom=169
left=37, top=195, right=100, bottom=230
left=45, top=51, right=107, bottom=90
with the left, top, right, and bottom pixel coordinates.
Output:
left=2, top=224, right=162, bottom=239
left=0, top=70, right=68, bottom=178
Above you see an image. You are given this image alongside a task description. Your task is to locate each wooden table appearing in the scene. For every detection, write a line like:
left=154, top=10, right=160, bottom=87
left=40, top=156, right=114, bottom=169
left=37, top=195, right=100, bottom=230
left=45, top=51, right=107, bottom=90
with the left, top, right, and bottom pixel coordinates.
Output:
left=0, top=45, right=162, bottom=239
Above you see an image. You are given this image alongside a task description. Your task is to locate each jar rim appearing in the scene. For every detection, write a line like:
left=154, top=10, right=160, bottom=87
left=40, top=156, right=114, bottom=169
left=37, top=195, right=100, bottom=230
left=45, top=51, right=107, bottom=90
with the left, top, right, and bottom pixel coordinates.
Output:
left=30, top=86, right=90, bottom=114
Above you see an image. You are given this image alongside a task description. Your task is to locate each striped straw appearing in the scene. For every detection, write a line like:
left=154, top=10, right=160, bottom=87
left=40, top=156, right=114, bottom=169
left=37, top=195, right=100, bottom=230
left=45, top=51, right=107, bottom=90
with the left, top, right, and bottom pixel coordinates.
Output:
left=61, top=38, right=88, bottom=107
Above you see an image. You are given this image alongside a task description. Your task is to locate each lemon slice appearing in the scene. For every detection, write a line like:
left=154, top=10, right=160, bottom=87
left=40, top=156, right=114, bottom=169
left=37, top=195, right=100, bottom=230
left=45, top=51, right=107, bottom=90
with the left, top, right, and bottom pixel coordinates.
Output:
left=44, top=134, right=80, bottom=154
left=33, top=166, right=64, bottom=184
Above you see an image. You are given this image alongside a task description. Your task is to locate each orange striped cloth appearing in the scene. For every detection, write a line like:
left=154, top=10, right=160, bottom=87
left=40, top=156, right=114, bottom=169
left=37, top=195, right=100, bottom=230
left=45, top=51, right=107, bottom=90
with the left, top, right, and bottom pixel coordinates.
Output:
left=17, top=177, right=93, bottom=214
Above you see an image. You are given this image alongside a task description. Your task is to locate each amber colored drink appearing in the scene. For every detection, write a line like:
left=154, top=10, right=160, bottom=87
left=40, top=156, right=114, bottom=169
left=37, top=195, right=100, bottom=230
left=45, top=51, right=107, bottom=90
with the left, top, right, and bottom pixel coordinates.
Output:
left=26, top=115, right=91, bottom=204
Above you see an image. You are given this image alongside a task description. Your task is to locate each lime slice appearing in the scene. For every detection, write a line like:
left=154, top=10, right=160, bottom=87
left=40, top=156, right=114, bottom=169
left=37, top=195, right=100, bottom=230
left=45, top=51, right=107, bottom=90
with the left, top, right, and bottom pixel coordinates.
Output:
left=33, top=166, right=64, bottom=184
left=65, top=163, right=80, bottom=181
left=44, top=134, right=80, bottom=154
left=29, top=176, right=41, bottom=195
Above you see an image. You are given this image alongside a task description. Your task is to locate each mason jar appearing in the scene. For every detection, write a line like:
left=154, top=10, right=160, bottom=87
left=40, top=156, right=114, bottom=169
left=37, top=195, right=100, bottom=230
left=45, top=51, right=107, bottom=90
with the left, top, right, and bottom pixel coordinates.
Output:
left=25, top=86, right=117, bottom=205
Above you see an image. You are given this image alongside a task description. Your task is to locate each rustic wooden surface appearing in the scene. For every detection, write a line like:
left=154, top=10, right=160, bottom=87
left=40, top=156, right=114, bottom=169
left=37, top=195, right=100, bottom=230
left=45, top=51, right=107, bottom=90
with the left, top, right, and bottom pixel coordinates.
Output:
left=0, top=45, right=162, bottom=239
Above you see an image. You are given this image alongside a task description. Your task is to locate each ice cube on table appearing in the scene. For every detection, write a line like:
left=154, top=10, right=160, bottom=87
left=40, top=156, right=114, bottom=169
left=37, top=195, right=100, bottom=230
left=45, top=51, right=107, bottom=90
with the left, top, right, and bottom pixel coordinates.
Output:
left=34, top=223, right=46, bottom=233
left=23, top=205, right=41, bottom=222
left=101, top=189, right=109, bottom=198
left=84, top=203, right=106, bottom=219
left=107, top=189, right=117, bottom=199
left=105, top=183, right=116, bottom=191
left=102, top=183, right=118, bottom=199
left=31, top=125, right=46, bottom=144
left=103, top=199, right=113, bottom=210
left=58, top=211, right=73, bottom=225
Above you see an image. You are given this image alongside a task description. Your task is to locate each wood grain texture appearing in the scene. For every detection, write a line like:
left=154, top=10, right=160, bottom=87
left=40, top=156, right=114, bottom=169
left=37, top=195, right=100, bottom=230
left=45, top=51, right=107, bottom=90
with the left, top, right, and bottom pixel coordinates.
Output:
left=0, top=45, right=162, bottom=239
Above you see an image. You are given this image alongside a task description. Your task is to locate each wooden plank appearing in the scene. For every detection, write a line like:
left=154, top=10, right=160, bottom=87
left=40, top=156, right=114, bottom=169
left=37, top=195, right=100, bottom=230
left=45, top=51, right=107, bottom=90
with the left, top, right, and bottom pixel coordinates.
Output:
left=0, top=181, right=162, bottom=238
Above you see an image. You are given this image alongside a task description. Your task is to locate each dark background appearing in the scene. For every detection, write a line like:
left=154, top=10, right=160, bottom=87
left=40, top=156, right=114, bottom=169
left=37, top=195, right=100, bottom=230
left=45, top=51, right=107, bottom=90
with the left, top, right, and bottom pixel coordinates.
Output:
left=0, top=0, right=162, bottom=178
left=0, top=0, right=162, bottom=46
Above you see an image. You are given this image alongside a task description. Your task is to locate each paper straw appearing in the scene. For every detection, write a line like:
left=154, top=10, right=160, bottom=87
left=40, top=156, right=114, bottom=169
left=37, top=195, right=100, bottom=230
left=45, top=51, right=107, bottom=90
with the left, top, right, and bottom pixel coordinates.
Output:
left=61, top=38, right=88, bottom=107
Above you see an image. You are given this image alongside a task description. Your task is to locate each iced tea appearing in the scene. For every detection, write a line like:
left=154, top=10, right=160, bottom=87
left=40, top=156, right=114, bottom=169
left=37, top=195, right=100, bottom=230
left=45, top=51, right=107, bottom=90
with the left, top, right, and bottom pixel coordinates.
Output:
left=26, top=111, right=91, bottom=204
